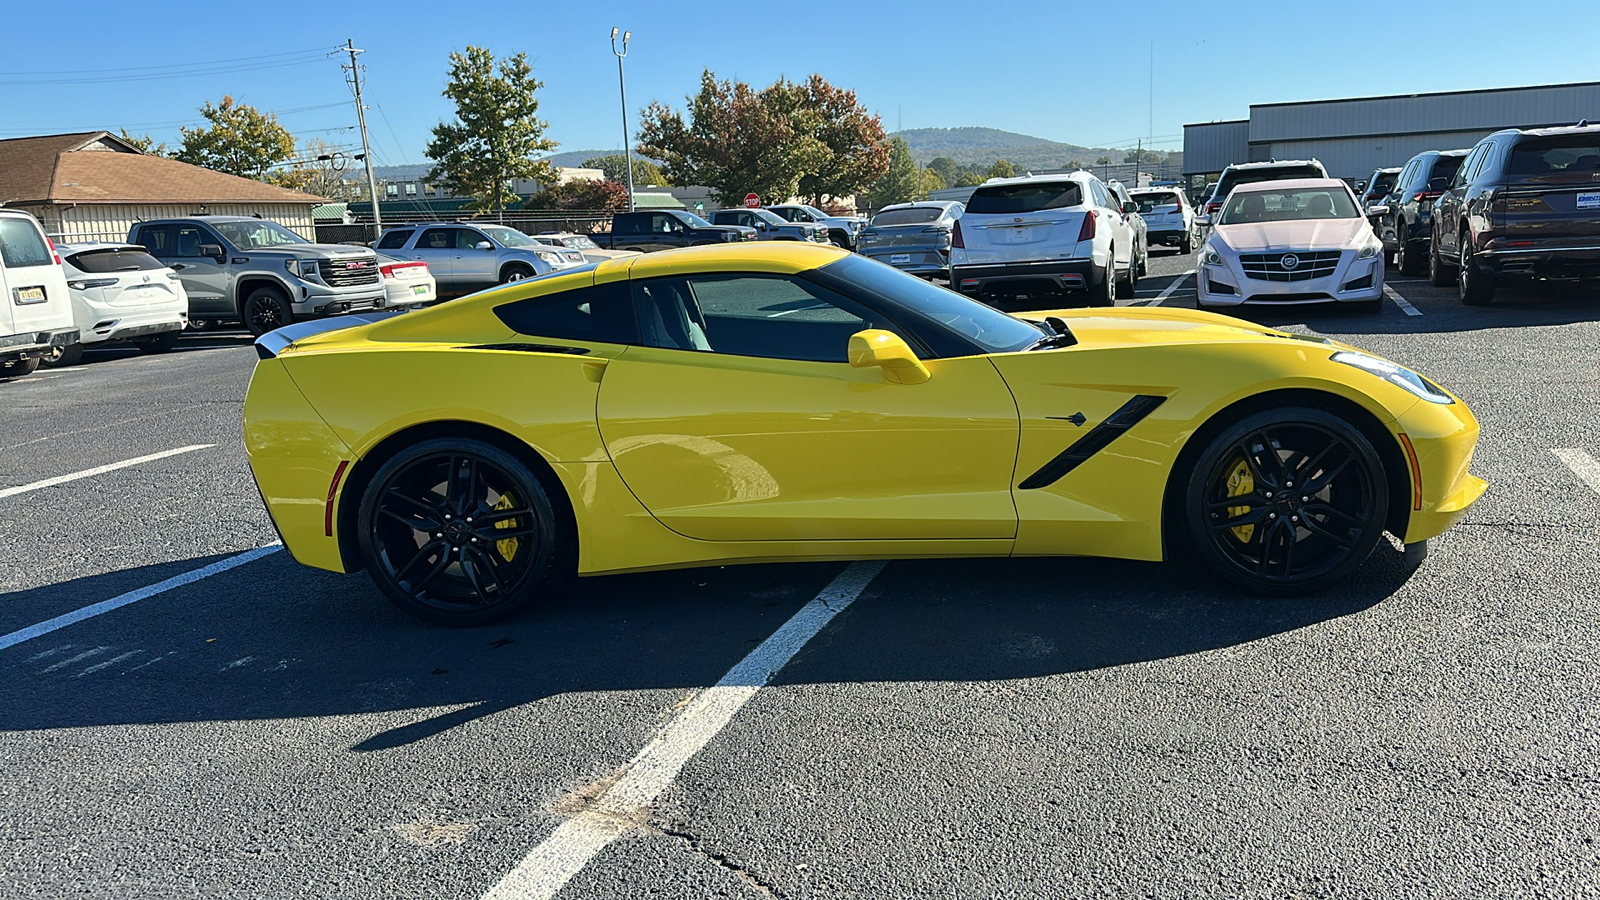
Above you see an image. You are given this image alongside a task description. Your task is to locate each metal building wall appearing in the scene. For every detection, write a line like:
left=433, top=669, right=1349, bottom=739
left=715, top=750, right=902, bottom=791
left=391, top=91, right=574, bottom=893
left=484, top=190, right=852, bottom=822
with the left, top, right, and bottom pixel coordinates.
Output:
left=1259, top=130, right=1494, bottom=179
left=1183, top=121, right=1249, bottom=174
left=1250, top=82, right=1600, bottom=144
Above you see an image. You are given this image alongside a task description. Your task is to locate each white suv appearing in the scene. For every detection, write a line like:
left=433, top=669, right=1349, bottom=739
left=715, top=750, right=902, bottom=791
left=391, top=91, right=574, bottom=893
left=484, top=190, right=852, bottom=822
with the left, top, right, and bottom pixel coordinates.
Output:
left=949, top=172, right=1140, bottom=306
left=0, top=210, right=77, bottom=380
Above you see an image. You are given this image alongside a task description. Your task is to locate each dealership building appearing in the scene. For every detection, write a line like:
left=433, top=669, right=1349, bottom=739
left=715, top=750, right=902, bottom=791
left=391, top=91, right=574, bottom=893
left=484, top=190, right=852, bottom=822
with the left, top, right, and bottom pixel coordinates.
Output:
left=1184, top=81, right=1600, bottom=188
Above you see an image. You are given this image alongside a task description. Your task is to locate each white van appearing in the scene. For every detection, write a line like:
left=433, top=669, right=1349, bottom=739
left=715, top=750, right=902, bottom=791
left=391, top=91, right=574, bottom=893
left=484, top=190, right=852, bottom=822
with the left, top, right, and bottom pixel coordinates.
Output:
left=0, top=210, right=78, bottom=379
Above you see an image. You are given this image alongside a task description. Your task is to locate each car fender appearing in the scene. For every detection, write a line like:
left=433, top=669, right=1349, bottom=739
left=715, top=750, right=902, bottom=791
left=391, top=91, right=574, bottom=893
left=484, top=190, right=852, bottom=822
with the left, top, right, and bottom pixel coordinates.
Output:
left=235, top=272, right=296, bottom=313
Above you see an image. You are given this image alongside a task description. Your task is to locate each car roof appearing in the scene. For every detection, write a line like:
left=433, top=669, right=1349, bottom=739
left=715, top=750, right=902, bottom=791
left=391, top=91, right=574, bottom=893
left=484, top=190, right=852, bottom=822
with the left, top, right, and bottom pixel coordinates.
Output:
left=617, top=241, right=847, bottom=280
left=1227, top=177, right=1350, bottom=194
left=978, top=172, right=1094, bottom=188
left=1500, top=123, right=1600, bottom=138
left=55, top=241, right=144, bottom=253
left=1224, top=159, right=1323, bottom=171
left=1372, top=167, right=1402, bottom=174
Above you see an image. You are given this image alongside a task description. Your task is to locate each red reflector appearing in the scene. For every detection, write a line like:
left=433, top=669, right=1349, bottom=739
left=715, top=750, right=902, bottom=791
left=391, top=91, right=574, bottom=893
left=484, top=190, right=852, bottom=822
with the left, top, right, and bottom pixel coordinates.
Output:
left=1397, top=433, right=1423, bottom=512
left=951, top=219, right=965, bottom=249
left=1077, top=210, right=1097, bottom=242
left=324, top=460, right=350, bottom=537
left=960, top=279, right=979, bottom=286
left=1505, top=240, right=1535, bottom=247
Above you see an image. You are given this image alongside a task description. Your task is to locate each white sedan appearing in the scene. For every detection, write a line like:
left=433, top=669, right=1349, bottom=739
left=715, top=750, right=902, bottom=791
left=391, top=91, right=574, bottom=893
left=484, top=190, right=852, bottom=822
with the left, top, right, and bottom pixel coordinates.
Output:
left=376, top=253, right=437, bottom=309
left=1196, top=178, right=1384, bottom=312
left=48, top=242, right=188, bottom=367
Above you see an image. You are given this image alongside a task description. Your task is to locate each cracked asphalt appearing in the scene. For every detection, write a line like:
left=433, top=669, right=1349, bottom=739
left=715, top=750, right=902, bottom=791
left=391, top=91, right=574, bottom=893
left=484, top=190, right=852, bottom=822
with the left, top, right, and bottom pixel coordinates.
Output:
left=2, top=251, right=1598, bottom=899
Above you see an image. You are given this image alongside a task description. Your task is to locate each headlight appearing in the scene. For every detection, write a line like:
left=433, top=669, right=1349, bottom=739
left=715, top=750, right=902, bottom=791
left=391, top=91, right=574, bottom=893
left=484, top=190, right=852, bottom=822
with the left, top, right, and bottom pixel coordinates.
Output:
left=1331, top=351, right=1454, bottom=404
left=285, top=258, right=318, bottom=277
left=533, top=250, right=560, bottom=264
left=1202, top=246, right=1223, bottom=266
left=1356, top=237, right=1383, bottom=260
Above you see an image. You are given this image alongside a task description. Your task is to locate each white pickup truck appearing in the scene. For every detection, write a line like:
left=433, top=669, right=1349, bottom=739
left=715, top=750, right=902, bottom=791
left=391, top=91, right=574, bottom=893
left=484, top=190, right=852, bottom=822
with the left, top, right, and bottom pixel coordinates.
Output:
left=0, top=210, right=78, bottom=380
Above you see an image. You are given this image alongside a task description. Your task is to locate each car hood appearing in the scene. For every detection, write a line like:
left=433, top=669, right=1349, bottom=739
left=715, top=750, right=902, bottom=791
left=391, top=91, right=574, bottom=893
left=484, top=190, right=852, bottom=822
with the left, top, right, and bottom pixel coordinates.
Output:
left=1212, top=218, right=1368, bottom=251
left=1016, top=305, right=1358, bottom=353
left=251, top=244, right=376, bottom=259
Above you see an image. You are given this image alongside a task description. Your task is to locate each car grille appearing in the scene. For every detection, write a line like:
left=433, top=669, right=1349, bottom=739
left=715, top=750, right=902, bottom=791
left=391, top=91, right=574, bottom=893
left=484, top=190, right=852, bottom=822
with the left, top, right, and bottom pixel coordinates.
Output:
left=1238, top=250, right=1342, bottom=282
left=318, top=257, right=381, bottom=287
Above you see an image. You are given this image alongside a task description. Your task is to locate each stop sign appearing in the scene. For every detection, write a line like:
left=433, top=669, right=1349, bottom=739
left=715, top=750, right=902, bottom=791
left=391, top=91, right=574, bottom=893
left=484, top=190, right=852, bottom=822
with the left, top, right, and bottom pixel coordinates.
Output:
left=743, top=193, right=760, bottom=209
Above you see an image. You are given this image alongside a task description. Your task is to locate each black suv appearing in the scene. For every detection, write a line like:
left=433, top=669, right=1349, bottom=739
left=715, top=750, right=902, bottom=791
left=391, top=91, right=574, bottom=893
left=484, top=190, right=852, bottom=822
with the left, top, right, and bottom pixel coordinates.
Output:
left=1375, top=150, right=1469, bottom=275
left=1430, top=124, right=1600, bottom=305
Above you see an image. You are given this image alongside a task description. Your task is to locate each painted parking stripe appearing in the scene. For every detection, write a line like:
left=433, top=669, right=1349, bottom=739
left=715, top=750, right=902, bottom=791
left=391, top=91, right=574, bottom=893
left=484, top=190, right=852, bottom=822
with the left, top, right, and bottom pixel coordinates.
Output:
left=0, top=444, right=214, bottom=500
left=0, top=545, right=281, bottom=653
left=1383, top=285, right=1423, bottom=316
left=482, top=560, right=887, bottom=900
left=1554, top=449, right=1600, bottom=494
left=1135, top=270, right=1194, bottom=307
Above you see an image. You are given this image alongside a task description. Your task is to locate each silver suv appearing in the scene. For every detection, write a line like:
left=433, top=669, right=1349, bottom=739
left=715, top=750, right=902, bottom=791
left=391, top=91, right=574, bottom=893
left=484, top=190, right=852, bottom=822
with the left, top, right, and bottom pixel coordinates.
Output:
left=766, top=204, right=867, bottom=249
left=375, top=223, right=584, bottom=295
left=130, top=216, right=386, bottom=336
left=710, top=207, right=831, bottom=242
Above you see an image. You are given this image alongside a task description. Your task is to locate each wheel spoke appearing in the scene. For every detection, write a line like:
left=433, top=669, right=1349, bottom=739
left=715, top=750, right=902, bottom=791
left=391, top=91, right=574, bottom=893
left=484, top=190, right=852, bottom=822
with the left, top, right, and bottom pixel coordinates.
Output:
left=393, top=539, right=448, bottom=588
left=1231, top=443, right=1273, bottom=490
left=476, top=507, right=533, bottom=528
left=1300, top=452, right=1355, bottom=495
left=1300, top=513, right=1355, bottom=547
left=384, top=490, right=444, bottom=529
left=1253, top=429, right=1292, bottom=487
left=1303, top=500, right=1363, bottom=526
left=461, top=546, right=502, bottom=605
left=1294, top=438, right=1347, bottom=486
left=1257, top=518, right=1294, bottom=578
left=1208, top=505, right=1270, bottom=531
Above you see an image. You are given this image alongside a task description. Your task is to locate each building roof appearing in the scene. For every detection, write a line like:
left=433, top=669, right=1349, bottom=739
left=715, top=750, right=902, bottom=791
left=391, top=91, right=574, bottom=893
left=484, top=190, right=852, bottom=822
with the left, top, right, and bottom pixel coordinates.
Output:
left=0, top=131, right=322, bottom=206
left=632, top=192, right=685, bottom=210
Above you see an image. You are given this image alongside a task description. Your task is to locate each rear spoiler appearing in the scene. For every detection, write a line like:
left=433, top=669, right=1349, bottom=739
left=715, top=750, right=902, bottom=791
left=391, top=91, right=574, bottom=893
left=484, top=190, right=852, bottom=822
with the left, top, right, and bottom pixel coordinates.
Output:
left=254, top=311, right=401, bottom=360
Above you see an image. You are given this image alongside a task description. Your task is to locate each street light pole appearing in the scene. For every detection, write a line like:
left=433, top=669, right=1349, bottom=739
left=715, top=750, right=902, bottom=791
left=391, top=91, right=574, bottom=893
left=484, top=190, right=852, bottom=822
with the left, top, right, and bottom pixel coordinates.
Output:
left=611, top=27, right=636, bottom=213
left=341, top=39, right=383, bottom=236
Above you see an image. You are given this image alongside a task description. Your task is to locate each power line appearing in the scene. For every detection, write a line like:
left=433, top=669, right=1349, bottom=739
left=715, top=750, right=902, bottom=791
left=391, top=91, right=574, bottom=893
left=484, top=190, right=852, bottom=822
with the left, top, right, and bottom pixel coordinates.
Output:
left=0, top=54, right=337, bottom=86
left=0, top=47, right=334, bottom=77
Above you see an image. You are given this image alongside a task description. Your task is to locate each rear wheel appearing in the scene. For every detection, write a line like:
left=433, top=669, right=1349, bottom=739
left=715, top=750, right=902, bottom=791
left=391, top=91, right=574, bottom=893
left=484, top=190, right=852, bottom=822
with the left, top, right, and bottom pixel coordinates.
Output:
left=134, top=331, right=181, bottom=354
left=1116, top=259, right=1137, bottom=299
left=1396, top=234, right=1423, bottom=275
left=357, top=438, right=561, bottom=626
left=0, top=357, right=41, bottom=379
left=41, top=343, right=84, bottom=368
left=243, top=286, right=293, bottom=337
left=1184, top=407, right=1389, bottom=595
left=1093, top=251, right=1117, bottom=307
left=1429, top=230, right=1454, bottom=287
left=1180, top=232, right=1194, bottom=254
left=1458, top=228, right=1495, bottom=306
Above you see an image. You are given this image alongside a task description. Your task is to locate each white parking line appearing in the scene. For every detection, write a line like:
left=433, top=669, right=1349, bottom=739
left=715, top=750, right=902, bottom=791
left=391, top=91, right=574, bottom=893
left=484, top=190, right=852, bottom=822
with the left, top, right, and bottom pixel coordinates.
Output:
left=1554, top=449, right=1600, bottom=494
left=1142, top=270, right=1194, bottom=307
left=0, top=545, right=281, bottom=653
left=0, top=444, right=214, bottom=500
left=1383, top=285, right=1423, bottom=316
left=482, top=560, right=887, bottom=900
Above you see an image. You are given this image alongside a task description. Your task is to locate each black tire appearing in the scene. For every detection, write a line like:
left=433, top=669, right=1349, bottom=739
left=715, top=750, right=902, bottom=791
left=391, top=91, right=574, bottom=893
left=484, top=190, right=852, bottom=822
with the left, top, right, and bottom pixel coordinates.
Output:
left=1180, top=233, right=1194, bottom=254
left=134, top=331, right=181, bottom=354
left=1458, top=229, right=1495, bottom=306
left=1184, top=406, right=1389, bottom=595
left=1116, top=260, right=1136, bottom=299
left=41, top=342, right=84, bottom=368
left=242, top=286, right=293, bottom=337
left=499, top=264, right=535, bottom=285
left=1, top=356, right=41, bottom=379
left=1092, top=254, right=1117, bottom=307
left=1396, top=236, right=1424, bottom=276
left=1429, top=230, right=1454, bottom=287
left=1136, top=244, right=1149, bottom=278
left=357, top=438, right=561, bottom=626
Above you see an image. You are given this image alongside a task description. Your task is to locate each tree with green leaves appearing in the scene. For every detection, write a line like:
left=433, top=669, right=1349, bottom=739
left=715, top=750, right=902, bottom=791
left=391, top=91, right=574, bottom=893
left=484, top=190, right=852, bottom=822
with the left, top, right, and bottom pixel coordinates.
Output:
left=955, top=171, right=986, bottom=188
left=583, top=155, right=668, bottom=187
left=1095, top=156, right=1112, bottom=166
left=863, top=137, right=920, bottom=209
left=788, top=74, right=889, bottom=206
left=425, top=46, right=557, bottom=213
left=988, top=159, right=1016, bottom=180
left=118, top=129, right=168, bottom=157
left=1123, top=148, right=1161, bottom=165
left=926, top=156, right=958, bottom=186
left=271, top=138, right=356, bottom=198
left=173, top=96, right=295, bottom=181
left=919, top=166, right=946, bottom=199
left=524, top=179, right=629, bottom=212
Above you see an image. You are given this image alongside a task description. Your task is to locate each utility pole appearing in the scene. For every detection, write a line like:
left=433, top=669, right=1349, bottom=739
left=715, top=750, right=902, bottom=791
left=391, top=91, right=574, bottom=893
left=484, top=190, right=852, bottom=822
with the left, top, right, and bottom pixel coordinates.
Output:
left=342, top=39, right=383, bottom=236
left=1135, top=138, right=1142, bottom=188
left=611, top=28, right=635, bottom=212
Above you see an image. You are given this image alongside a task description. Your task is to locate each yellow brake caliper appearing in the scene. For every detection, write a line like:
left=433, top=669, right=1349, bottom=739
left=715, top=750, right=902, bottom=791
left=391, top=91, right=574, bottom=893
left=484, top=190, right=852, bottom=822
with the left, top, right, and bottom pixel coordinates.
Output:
left=494, top=493, right=520, bottom=561
left=1226, top=459, right=1255, bottom=543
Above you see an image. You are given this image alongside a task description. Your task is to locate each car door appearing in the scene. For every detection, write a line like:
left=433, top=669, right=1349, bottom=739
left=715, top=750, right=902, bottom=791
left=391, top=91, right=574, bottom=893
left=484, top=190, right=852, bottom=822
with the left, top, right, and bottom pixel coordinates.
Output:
left=595, top=271, right=1019, bottom=542
left=409, top=228, right=457, bottom=287
left=1434, top=152, right=1479, bottom=260
left=453, top=228, right=498, bottom=287
left=1093, top=182, right=1131, bottom=269
left=145, top=224, right=231, bottom=316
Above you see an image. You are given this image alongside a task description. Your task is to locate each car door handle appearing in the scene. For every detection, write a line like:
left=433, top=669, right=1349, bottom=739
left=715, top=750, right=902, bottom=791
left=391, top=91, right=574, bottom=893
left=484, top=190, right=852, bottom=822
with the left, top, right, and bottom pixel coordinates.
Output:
left=170, top=264, right=189, bottom=270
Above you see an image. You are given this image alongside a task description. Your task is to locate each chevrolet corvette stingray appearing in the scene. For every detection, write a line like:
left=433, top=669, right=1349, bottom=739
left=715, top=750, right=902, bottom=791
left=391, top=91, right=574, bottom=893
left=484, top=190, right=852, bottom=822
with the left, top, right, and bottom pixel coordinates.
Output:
left=244, top=243, right=1484, bottom=625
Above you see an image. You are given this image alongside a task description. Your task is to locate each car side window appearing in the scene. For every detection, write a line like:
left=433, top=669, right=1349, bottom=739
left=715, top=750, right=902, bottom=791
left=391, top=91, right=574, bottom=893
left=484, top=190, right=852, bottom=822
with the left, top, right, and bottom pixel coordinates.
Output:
left=493, top=281, right=636, bottom=344
left=376, top=228, right=412, bottom=250
left=651, top=214, right=680, bottom=234
left=173, top=225, right=215, bottom=258
left=633, top=273, right=889, bottom=363
left=456, top=229, right=488, bottom=250
left=417, top=228, right=454, bottom=250
left=134, top=224, right=173, bottom=257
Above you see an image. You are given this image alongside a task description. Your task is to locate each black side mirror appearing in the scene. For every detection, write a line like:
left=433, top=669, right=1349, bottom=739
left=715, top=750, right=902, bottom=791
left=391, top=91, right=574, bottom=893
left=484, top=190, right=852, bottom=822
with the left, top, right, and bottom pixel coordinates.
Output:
left=1122, top=201, right=1139, bottom=214
left=1428, top=175, right=1451, bottom=192
left=198, top=243, right=224, bottom=260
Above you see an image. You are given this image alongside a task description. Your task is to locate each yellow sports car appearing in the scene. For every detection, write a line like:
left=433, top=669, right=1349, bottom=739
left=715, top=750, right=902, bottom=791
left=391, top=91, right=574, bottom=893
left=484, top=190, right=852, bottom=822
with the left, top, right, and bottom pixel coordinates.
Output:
left=244, top=243, right=1484, bottom=625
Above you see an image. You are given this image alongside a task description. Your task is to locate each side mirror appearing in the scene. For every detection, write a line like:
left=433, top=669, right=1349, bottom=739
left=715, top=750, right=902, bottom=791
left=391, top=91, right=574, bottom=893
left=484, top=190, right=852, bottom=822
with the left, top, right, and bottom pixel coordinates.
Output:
left=198, top=243, right=224, bottom=260
left=1367, top=205, right=1391, bottom=217
left=1194, top=214, right=1212, bottom=227
left=848, top=329, right=930, bottom=385
left=1122, top=201, right=1139, bottom=214
left=475, top=241, right=494, bottom=251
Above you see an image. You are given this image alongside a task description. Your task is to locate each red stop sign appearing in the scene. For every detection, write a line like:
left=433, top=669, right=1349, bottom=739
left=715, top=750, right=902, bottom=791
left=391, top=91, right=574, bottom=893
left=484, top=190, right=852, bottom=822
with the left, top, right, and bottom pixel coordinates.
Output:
left=743, top=193, right=760, bottom=209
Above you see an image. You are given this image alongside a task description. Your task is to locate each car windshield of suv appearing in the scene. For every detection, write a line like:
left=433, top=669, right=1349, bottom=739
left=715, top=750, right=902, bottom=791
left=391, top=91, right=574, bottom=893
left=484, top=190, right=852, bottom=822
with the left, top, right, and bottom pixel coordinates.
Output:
left=871, top=207, right=943, bottom=226
left=481, top=225, right=539, bottom=248
left=1220, top=188, right=1358, bottom=224
left=815, top=255, right=1040, bottom=354
left=212, top=219, right=308, bottom=249
left=1132, top=192, right=1182, bottom=212
left=1508, top=136, right=1600, bottom=182
left=967, top=181, right=1082, bottom=214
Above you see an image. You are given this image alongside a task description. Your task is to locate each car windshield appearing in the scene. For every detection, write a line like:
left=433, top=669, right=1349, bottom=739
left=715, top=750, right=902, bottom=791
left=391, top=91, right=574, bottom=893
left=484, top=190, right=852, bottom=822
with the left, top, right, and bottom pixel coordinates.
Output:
left=1221, top=188, right=1359, bottom=224
left=871, top=207, right=943, bottom=226
left=967, top=181, right=1082, bottom=214
left=559, top=235, right=599, bottom=250
left=1132, top=192, right=1182, bottom=212
left=481, top=225, right=539, bottom=247
left=211, top=219, right=308, bottom=249
left=749, top=209, right=787, bottom=226
left=815, top=255, right=1040, bottom=355
left=673, top=211, right=717, bottom=229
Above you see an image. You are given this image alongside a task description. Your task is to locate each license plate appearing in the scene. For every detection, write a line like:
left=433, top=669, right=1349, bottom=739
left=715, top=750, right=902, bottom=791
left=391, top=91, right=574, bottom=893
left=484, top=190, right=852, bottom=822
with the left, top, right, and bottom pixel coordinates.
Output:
left=1578, top=192, right=1600, bottom=210
left=1004, top=228, right=1033, bottom=243
left=13, top=286, right=45, bottom=305
left=890, top=254, right=912, bottom=264
left=412, top=284, right=429, bottom=295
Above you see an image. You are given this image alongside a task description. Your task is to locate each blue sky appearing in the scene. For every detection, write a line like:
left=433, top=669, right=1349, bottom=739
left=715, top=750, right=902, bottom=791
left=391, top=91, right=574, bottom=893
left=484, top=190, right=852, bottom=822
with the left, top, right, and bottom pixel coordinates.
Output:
left=4, top=0, right=1599, bottom=166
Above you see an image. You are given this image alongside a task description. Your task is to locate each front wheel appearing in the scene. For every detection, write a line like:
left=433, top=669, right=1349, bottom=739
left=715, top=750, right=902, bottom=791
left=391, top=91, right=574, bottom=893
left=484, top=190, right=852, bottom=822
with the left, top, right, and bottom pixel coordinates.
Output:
left=499, top=264, right=534, bottom=285
left=243, top=287, right=293, bottom=337
left=357, top=438, right=562, bottom=626
left=41, top=343, right=84, bottom=368
left=1184, top=407, right=1389, bottom=595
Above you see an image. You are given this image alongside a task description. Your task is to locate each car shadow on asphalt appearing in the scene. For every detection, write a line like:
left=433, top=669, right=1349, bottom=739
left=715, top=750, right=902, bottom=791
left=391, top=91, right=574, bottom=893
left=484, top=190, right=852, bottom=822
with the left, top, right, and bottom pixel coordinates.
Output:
left=1234, top=284, right=1599, bottom=337
left=0, top=541, right=1416, bottom=748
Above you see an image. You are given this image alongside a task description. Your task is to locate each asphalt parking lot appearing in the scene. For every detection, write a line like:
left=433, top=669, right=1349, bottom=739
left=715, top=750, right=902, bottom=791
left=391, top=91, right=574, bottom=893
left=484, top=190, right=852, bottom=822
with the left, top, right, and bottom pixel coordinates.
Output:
left=3, top=252, right=1599, bottom=899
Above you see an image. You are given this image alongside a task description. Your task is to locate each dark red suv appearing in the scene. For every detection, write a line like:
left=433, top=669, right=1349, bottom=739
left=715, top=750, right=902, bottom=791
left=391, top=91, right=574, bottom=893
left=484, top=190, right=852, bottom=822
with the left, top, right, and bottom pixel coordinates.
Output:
left=1430, top=124, right=1600, bottom=305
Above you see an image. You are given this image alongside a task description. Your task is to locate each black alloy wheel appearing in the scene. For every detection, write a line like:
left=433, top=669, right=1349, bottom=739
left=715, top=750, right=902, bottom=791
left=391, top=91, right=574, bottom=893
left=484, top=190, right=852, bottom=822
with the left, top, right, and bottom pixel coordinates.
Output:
left=1458, top=229, right=1495, bottom=306
left=1185, top=407, right=1389, bottom=595
left=357, top=439, right=560, bottom=626
left=244, top=287, right=293, bottom=337
left=1429, top=230, right=1454, bottom=287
